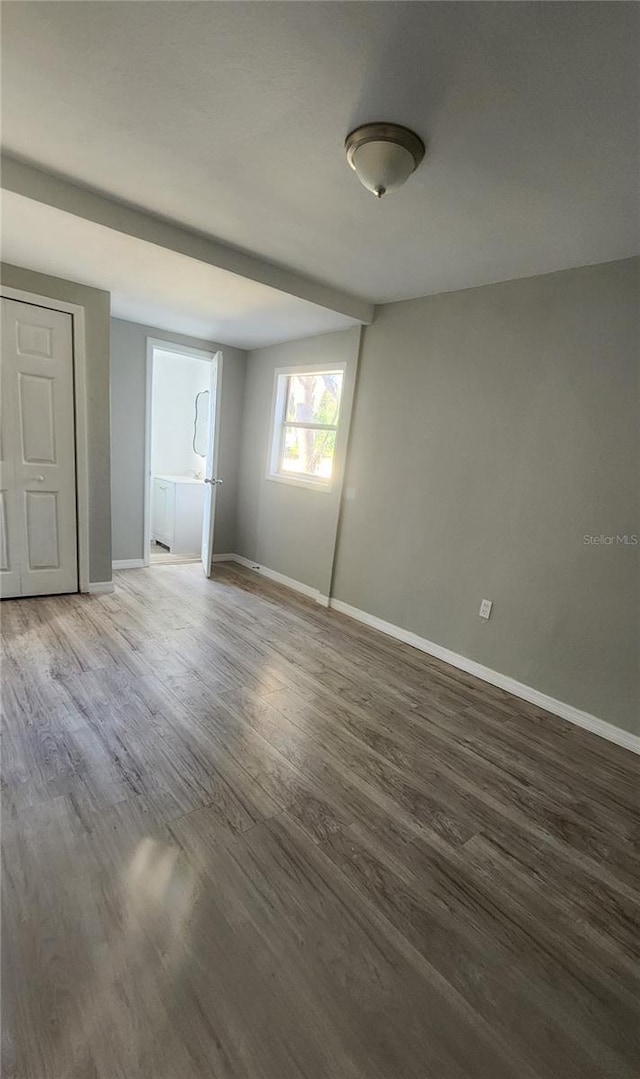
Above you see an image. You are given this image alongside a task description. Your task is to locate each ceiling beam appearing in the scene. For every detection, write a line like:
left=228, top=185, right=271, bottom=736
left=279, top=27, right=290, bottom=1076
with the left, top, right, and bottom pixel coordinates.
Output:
left=0, top=154, right=374, bottom=325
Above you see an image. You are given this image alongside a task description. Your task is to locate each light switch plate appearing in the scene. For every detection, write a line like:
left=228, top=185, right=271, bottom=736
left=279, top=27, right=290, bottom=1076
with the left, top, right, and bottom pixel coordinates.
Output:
left=479, top=599, right=493, bottom=620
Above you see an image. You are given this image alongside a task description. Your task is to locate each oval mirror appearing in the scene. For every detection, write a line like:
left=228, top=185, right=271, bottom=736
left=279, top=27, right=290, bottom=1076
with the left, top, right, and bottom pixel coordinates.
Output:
left=193, top=390, right=210, bottom=457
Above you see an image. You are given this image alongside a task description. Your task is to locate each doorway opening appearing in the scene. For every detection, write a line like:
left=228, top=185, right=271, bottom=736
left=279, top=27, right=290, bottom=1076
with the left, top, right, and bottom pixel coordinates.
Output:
left=144, top=340, right=222, bottom=577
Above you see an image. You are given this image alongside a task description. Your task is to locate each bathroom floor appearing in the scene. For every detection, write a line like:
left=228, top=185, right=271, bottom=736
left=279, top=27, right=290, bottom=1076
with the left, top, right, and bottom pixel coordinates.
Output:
left=149, top=541, right=200, bottom=566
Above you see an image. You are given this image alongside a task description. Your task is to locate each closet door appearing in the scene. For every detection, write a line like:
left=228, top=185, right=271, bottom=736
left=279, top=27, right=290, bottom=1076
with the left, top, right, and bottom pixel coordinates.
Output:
left=0, top=299, right=78, bottom=599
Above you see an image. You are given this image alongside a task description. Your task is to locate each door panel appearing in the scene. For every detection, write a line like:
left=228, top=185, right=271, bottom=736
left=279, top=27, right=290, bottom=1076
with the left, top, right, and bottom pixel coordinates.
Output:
left=0, top=299, right=78, bottom=599
left=19, top=374, right=57, bottom=463
left=152, top=479, right=175, bottom=548
left=0, top=397, right=21, bottom=597
left=201, top=352, right=223, bottom=578
left=25, top=491, right=60, bottom=569
left=16, top=319, right=54, bottom=358
left=0, top=491, right=10, bottom=571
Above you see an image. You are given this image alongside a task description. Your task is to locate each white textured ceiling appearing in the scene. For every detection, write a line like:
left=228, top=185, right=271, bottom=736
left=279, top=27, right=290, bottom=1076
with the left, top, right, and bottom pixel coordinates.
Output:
left=1, top=192, right=358, bottom=349
left=2, top=1, right=638, bottom=307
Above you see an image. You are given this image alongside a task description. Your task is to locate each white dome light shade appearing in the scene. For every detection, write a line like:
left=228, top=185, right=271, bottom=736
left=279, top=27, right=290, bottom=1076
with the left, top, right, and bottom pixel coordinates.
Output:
left=350, top=142, right=415, bottom=197
left=345, top=123, right=425, bottom=199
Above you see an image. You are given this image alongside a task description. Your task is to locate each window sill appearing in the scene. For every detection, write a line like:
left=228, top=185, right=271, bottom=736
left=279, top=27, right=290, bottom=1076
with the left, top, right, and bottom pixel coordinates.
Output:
left=265, top=472, right=334, bottom=494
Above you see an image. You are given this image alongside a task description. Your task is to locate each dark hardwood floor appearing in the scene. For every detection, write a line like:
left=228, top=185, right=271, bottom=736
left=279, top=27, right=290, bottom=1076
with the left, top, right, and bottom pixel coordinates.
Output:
left=2, top=562, right=639, bottom=1078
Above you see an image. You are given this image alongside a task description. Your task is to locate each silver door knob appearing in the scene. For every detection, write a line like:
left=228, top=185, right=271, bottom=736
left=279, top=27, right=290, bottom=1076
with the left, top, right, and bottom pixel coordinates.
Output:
left=32, top=475, right=45, bottom=482
left=204, top=477, right=222, bottom=485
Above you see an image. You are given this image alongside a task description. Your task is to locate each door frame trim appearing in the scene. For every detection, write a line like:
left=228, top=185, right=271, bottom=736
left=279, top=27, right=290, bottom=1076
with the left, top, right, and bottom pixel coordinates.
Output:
left=0, top=287, right=90, bottom=593
left=144, top=338, right=218, bottom=568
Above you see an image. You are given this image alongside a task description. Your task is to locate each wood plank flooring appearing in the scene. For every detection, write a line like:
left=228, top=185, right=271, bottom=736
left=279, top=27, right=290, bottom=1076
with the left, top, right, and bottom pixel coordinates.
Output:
left=1, top=562, right=639, bottom=1078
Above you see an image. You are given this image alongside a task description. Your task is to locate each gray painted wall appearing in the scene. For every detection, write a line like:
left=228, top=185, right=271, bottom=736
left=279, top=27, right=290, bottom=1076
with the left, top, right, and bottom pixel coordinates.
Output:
left=332, top=258, right=639, bottom=735
left=110, top=319, right=246, bottom=561
left=237, top=327, right=361, bottom=597
left=5, top=258, right=636, bottom=736
left=1, top=262, right=112, bottom=584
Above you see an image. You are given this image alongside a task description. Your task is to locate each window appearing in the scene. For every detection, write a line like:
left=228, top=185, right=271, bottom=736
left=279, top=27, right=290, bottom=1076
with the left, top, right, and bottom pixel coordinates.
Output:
left=268, top=366, right=345, bottom=489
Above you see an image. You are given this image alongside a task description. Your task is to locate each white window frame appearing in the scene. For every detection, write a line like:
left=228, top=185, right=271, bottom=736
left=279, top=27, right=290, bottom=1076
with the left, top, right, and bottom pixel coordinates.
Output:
left=266, top=362, right=347, bottom=492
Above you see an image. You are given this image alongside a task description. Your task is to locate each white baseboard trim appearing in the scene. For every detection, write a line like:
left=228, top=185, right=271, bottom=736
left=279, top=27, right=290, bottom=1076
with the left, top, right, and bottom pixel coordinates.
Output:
left=112, top=559, right=145, bottom=570
left=233, top=554, right=321, bottom=601
left=214, top=553, right=324, bottom=604
left=328, top=598, right=640, bottom=756
left=87, top=581, right=115, bottom=595
left=212, top=558, right=638, bottom=754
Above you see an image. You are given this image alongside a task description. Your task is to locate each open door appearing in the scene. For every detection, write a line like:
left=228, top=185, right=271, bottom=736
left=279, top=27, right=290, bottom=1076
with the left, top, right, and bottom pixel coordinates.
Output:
left=201, top=351, right=223, bottom=577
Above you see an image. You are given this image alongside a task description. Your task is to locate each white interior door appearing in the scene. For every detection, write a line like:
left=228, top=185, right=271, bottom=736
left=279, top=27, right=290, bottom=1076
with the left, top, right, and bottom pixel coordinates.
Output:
left=201, top=351, right=223, bottom=578
left=0, top=299, right=78, bottom=599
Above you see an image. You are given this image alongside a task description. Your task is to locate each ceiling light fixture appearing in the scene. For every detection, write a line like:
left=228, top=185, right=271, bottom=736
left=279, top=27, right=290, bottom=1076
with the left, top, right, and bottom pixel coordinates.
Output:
left=345, top=122, right=426, bottom=199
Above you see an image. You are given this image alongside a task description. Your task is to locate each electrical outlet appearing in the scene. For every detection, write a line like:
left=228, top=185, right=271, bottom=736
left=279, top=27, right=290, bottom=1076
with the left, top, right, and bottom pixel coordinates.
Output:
left=479, top=598, right=493, bottom=620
